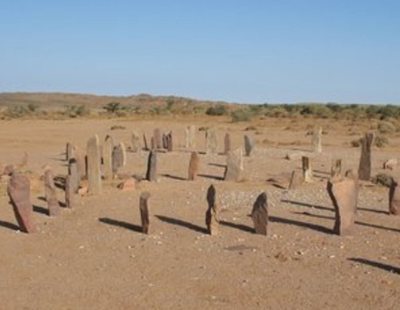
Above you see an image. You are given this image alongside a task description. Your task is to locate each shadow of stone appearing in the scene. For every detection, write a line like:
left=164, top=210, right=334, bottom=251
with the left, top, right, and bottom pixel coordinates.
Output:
left=33, top=205, right=49, bottom=216
left=281, top=199, right=334, bottom=212
left=269, top=215, right=333, bottom=235
left=0, top=220, right=19, bottom=231
left=198, top=174, right=224, bottom=181
left=161, top=174, right=187, bottom=181
left=220, top=220, right=254, bottom=233
left=98, top=217, right=143, bottom=233
left=155, top=215, right=207, bottom=234
left=348, top=258, right=400, bottom=274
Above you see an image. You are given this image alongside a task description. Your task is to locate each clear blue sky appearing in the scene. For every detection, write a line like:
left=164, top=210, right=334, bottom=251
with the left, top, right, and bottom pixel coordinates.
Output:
left=1, top=0, right=399, bottom=104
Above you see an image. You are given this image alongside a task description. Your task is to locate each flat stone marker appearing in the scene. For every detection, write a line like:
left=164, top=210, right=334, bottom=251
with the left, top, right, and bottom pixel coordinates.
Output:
left=206, top=129, right=218, bottom=154
left=312, top=127, right=322, bottom=153
left=7, top=173, right=36, bottom=233
left=188, top=152, right=199, bottom=180
left=224, top=133, right=231, bottom=155
left=153, top=128, right=162, bottom=149
left=86, top=135, right=102, bottom=194
left=103, top=135, right=114, bottom=180
left=140, top=192, right=151, bottom=234
left=358, top=132, right=374, bottom=181
left=327, top=177, right=357, bottom=235
left=205, top=185, right=219, bottom=235
left=331, top=159, right=342, bottom=178
left=44, top=169, right=60, bottom=216
left=65, top=175, right=77, bottom=209
left=251, top=192, right=268, bottom=235
left=131, top=131, right=141, bottom=152
left=224, top=149, right=244, bottom=181
left=244, top=135, right=254, bottom=157
left=302, top=156, right=313, bottom=183
left=146, top=151, right=158, bottom=182
left=389, top=177, right=400, bottom=215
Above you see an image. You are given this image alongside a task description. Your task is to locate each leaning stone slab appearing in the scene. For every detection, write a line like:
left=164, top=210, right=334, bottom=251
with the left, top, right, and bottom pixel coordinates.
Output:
left=244, top=135, right=255, bottom=157
left=224, top=149, right=244, bottom=181
left=251, top=192, right=268, bottom=235
left=358, top=132, right=374, bottom=181
left=188, top=152, right=199, bottom=181
left=44, top=169, right=60, bottom=216
left=327, top=177, right=357, bottom=235
left=205, top=185, right=219, bottom=235
left=389, top=177, right=400, bottom=215
left=146, top=151, right=158, bottom=182
left=7, top=173, right=36, bottom=233
left=86, top=135, right=102, bottom=194
left=140, top=192, right=151, bottom=234
left=103, top=135, right=114, bottom=180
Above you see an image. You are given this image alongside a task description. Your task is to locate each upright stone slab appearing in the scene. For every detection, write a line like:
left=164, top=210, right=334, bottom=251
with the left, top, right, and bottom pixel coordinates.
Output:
left=68, top=159, right=80, bottom=193
left=65, top=175, right=77, bottom=209
left=312, top=127, right=322, bottom=153
left=327, top=177, right=357, bottom=235
left=185, top=127, right=190, bottom=148
left=112, top=143, right=126, bottom=177
left=302, top=156, right=313, bottom=183
left=74, top=147, right=86, bottom=180
left=166, top=132, right=173, bottom=152
left=153, top=128, right=162, bottom=149
left=7, top=173, right=36, bottom=233
left=358, top=132, right=374, bottom=181
left=188, top=125, right=196, bottom=149
left=162, top=133, right=168, bottom=149
left=143, top=134, right=149, bottom=151
left=188, top=152, right=199, bottom=180
left=103, top=135, right=114, bottom=180
left=224, top=133, right=231, bottom=155
left=389, top=177, right=400, bottom=215
left=66, top=142, right=76, bottom=161
left=131, top=131, right=141, bottom=152
left=146, top=151, right=158, bottom=182
left=86, top=135, right=102, bottom=194
left=140, top=192, right=151, bottom=234
left=44, top=169, right=60, bottom=216
left=331, top=159, right=342, bottom=178
left=251, top=192, right=268, bottom=235
left=345, top=169, right=359, bottom=213
left=244, top=135, right=255, bottom=157
left=224, top=149, right=244, bottom=181
left=288, top=170, right=303, bottom=190
left=205, top=185, right=219, bottom=235
left=206, top=129, right=218, bottom=154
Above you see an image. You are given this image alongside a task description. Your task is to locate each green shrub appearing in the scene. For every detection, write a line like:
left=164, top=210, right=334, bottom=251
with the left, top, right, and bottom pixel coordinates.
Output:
left=206, top=105, right=228, bottom=116
left=64, top=105, right=90, bottom=118
left=377, top=121, right=396, bottom=134
left=103, top=102, right=123, bottom=113
left=231, top=109, right=252, bottom=122
left=375, top=135, right=389, bottom=148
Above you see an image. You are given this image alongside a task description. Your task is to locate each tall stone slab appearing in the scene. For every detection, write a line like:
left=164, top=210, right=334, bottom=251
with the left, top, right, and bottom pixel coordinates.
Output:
left=166, top=132, right=173, bottom=152
left=251, top=192, right=268, bottom=235
left=205, top=185, right=219, bottom=235
left=131, top=131, right=141, bottom=152
left=288, top=170, right=303, bottom=190
left=153, top=128, right=162, bottom=149
left=143, top=134, right=149, bottom=151
left=68, top=159, right=80, bottom=193
left=224, top=133, right=231, bottom=155
left=312, top=127, right=322, bottom=153
left=206, top=129, right=218, bottom=154
left=302, top=156, right=313, bottom=183
left=44, top=169, right=60, bottom=216
left=146, top=151, right=158, bottom=182
left=112, top=143, right=126, bottom=177
left=86, top=135, right=102, bottom=194
left=188, top=125, right=196, bottom=149
left=224, top=149, right=244, bottom=181
left=358, top=132, right=374, bottom=181
left=389, top=177, right=400, bottom=215
left=140, top=192, right=151, bottom=234
left=103, top=135, right=114, bottom=180
left=188, top=152, right=199, bottom=181
left=74, top=147, right=86, bottom=180
left=66, top=142, right=76, bottom=161
left=331, top=159, right=342, bottom=178
left=7, top=173, right=36, bottom=233
left=244, top=135, right=254, bottom=157
left=327, top=177, right=357, bottom=235
left=65, top=175, right=77, bottom=209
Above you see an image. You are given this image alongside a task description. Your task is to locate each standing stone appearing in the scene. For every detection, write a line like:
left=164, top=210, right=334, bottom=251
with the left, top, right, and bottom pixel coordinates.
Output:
left=44, top=169, right=60, bottom=216
left=188, top=125, right=196, bottom=148
left=66, top=142, right=76, bottom=161
left=224, top=149, right=244, bottom=181
left=188, top=152, right=200, bottom=180
left=103, top=135, right=114, bottom=180
left=153, top=128, right=162, bottom=149
left=75, top=147, right=86, bottom=180
left=327, top=177, right=357, bottom=235
left=302, top=156, right=313, bottom=183
left=358, top=132, right=374, bottom=181
left=143, top=134, right=149, bottom=151
left=7, top=173, right=36, bottom=233
left=162, top=133, right=168, bottom=149
left=68, top=159, right=80, bottom=193
left=18, top=152, right=28, bottom=169
left=131, top=131, right=141, bottom=152
left=389, top=177, right=400, bottom=215
left=205, top=185, right=219, bottom=235
left=140, top=192, right=151, bottom=234
left=112, top=143, right=126, bottom=177
left=146, top=151, right=158, bottom=182
left=251, top=192, right=268, bottom=235
left=166, top=132, right=173, bottom=152
left=288, top=170, right=303, bottom=190
left=244, top=135, right=255, bottom=157
left=86, top=135, right=102, bottom=194
left=224, top=133, right=231, bottom=155
left=331, top=159, right=342, bottom=178
left=345, top=169, right=359, bottom=213
left=65, top=175, right=77, bottom=209
left=206, top=129, right=218, bottom=154
left=312, top=127, right=322, bottom=153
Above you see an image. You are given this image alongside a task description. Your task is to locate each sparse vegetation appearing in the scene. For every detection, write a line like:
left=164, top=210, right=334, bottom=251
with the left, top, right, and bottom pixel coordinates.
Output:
left=205, top=105, right=228, bottom=116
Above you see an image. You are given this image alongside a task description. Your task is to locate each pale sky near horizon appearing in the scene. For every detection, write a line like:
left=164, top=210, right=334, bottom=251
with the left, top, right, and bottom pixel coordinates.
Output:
left=0, top=1, right=399, bottom=104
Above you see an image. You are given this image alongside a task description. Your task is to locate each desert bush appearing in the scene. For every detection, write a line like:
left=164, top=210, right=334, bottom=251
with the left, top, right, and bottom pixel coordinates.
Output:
left=377, top=121, right=396, bottom=134
left=103, top=102, right=123, bottom=114
left=4, top=105, right=30, bottom=118
left=231, top=109, right=252, bottom=122
left=64, top=105, right=90, bottom=118
left=206, top=105, right=228, bottom=116
left=350, top=139, right=361, bottom=147
left=110, top=125, right=126, bottom=130
left=374, top=135, right=389, bottom=148
left=372, top=173, right=393, bottom=187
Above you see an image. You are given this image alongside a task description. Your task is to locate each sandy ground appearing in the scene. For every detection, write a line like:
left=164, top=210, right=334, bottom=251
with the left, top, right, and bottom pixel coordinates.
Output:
left=0, top=117, right=399, bottom=309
